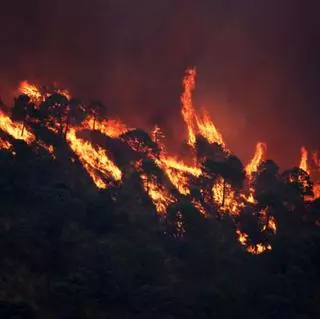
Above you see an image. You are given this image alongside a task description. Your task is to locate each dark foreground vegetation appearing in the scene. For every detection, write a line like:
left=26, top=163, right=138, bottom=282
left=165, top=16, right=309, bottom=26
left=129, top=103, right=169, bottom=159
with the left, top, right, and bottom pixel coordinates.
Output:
left=0, top=93, right=320, bottom=319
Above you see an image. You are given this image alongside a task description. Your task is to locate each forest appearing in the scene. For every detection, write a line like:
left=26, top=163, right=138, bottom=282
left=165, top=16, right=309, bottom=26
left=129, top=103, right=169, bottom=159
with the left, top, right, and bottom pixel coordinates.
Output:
left=0, top=69, right=319, bottom=319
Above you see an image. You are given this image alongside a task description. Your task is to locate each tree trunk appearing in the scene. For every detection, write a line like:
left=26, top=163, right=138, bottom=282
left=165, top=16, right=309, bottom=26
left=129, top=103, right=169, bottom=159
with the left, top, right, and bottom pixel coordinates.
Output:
left=64, top=116, right=70, bottom=138
left=222, top=178, right=226, bottom=208
left=93, top=116, right=96, bottom=131
left=20, top=122, right=25, bottom=137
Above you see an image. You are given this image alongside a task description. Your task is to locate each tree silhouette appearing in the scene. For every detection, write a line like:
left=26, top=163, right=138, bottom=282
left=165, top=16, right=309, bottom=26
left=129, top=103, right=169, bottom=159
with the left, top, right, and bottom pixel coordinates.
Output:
left=40, top=93, right=69, bottom=136
left=253, top=159, right=282, bottom=208
left=11, top=94, right=34, bottom=136
left=88, top=101, right=105, bottom=130
left=281, top=167, right=313, bottom=201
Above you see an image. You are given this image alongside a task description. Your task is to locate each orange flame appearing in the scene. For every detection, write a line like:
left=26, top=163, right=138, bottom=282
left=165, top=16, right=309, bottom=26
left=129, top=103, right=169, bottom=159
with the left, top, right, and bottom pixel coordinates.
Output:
left=212, top=176, right=243, bottom=215
left=245, top=142, right=267, bottom=179
left=236, top=229, right=272, bottom=254
left=299, top=146, right=310, bottom=175
left=181, top=68, right=197, bottom=146
left=83, top=116, right=128, bottom=138
left=0, top=111, right=35, bottom=144
left=0, top=137, right=12, bottom=150
left=157, top=156, right=202, bottom=195
left=66, top=127, right=122, bottom=189
left=19, top=81, right=71, bottom=103
left=140, top=173, right=176, bottom=214
left=19, top=81, right=42, bottom=102
left=196, top=110, right=225, bottom=147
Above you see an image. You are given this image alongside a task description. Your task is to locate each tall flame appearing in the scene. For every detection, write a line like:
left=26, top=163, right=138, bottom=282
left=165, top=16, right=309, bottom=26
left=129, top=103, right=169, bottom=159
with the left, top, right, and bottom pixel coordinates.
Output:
left=245, top=142, right=267, bottom=179
left=299, top=146, right=310, bottom=174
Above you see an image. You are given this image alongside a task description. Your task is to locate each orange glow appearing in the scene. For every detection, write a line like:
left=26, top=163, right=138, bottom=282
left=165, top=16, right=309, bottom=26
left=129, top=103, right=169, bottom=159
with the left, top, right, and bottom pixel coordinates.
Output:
left=196, top=110, right=225, bottom=147
left=245, top=142, right=267, bottom=179
left=66, top=127, right=122, bottom=189
left=0, top=111, right=35, bottom=144
left=299, top=146, right=310, bottom=174
left=181, top=68, right=197, bottom=146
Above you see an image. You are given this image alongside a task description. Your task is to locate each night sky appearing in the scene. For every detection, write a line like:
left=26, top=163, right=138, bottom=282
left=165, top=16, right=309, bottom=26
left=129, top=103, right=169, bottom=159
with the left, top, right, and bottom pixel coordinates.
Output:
left=0, top=0, right=319, bottom=168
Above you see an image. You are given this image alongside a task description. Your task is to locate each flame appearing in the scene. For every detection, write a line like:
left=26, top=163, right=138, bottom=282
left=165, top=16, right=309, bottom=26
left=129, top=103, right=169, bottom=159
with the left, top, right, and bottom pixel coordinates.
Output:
left=245, top=142, right=267, bottom=179
left=151, top=125, right=166, bottom=152
left=19, top=81, right=42, bottom=102
left=156, top=156, right=201, bottom=195
left=140, top=173, right=176, bottom=214
left=247, top=244, right=272, bottom=255
left=196, top=110, right=225, bottom=146
left=299, top=146, right=310, bottom=174
left=191, top=199, right=207, bottom=216
left=236, top=229, right=272, bottom=254
left=83, top=116, right=128, bottom=138
left=181, top=68, right=197, bottom=146
left=212, top=176, right=242, bottom=215
left=267, top=216, right=277, bottom=234
left=19, top=81, right=71, bottom=103
left=0, top=111, right=35, bottom=144
left=66, top=127, right=122, bottom=189
left=0, top=137, right=12, bottom=150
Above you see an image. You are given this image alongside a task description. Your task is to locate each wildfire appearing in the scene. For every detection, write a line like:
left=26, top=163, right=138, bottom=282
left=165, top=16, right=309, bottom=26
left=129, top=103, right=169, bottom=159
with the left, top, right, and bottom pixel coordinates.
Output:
left=66, top=127, right=122, bottom=189
left=246, top=142, right=267, bottom=179
left=10, top=69, right=319, bottom=255
left=0, top=111, right=35, bottom=144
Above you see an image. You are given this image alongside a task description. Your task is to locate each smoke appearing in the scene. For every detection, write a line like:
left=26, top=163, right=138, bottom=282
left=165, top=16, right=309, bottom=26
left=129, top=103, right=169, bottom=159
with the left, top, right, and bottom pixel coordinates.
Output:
left=0, top=0, right=319, bottom=168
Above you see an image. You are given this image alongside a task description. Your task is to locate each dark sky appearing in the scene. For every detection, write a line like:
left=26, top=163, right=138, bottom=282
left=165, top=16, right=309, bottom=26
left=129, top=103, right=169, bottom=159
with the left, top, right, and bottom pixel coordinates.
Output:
left=0, top=0, right=319, bottom=168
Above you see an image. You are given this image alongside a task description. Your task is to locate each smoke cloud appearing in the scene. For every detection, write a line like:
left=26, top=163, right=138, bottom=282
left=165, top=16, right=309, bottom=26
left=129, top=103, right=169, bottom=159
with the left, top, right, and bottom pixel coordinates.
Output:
left=0, top=0, right=319, bottom=167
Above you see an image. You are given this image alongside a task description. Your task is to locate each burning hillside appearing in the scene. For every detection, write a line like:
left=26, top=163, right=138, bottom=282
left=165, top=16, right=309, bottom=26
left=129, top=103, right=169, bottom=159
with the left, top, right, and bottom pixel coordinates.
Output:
left=0, top=69, right=319, bottom=255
